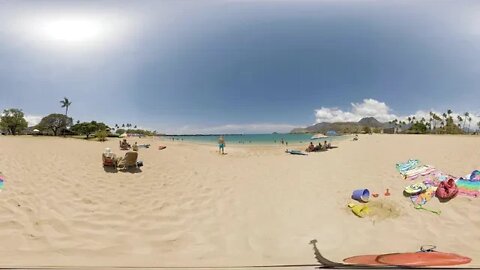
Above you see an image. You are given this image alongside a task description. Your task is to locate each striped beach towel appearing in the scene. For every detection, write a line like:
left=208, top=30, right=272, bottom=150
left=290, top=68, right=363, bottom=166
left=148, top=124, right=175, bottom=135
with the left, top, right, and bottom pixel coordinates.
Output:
left=404, top=165, right=436, bottom=179
left=456, top=170, right=480, bottom=197
left=396, top=159, right=420, bottom=174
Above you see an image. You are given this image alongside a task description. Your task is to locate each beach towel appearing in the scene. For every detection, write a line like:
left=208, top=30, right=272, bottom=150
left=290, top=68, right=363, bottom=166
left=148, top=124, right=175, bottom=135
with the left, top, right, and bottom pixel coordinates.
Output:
left=396, top=159, right=420, bottom=174
left=456, top=170, right=480, bottom=197
left=0, top=173, right=4, bottom=191
left=424, top=171, right=456, bottom=187
left=403, top=165, right=436, bottom=179
left=409, top=184, right=441, bottom=214
left=410, top=186, right=435, bottom=206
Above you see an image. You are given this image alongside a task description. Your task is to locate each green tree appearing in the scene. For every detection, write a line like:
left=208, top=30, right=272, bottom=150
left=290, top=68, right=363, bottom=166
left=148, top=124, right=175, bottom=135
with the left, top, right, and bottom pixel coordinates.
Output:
left=37, top=114, right=73, bottom=136
left=71, top=121, right=108, bottom=139
left=362, top=126, right=371, bottom=134
left=60, top=97, right=72, bottom=116
left=408, top=122, right=428, bottom=134
left=115, top=128, right=126, bottom=135
left=0, top=108, right=28, bottom=135
left=95, top=129, right=108, bottom=142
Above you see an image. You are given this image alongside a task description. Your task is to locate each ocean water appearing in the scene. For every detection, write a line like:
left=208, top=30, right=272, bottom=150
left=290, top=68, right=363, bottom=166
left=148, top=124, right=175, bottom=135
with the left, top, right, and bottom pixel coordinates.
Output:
left=162, top=133, right=351, bottom=145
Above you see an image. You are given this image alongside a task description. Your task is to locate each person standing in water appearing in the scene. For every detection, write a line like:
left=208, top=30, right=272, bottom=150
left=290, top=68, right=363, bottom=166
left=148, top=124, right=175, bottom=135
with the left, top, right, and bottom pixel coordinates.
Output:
left=218, top=135, right=225, bottom=154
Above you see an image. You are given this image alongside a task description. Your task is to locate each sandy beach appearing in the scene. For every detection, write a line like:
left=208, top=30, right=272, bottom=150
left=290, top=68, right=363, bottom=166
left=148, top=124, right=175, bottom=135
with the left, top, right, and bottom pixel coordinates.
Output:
left=0, top=134, right=479, bottom=268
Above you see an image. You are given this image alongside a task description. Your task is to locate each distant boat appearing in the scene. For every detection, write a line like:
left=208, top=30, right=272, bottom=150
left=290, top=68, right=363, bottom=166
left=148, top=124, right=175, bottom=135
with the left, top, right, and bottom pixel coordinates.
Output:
left=311, top=133, right=328, bottom=139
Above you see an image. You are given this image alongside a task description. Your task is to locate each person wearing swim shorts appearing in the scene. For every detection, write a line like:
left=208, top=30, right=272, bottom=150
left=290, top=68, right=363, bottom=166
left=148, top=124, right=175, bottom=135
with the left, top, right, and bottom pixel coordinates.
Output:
left=218, top=135, right=225, bottom=154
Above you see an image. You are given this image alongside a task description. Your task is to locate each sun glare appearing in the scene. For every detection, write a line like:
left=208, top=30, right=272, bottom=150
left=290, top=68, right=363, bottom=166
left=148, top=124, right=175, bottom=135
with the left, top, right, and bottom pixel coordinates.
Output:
left=40, top=18, right=103, bottom=42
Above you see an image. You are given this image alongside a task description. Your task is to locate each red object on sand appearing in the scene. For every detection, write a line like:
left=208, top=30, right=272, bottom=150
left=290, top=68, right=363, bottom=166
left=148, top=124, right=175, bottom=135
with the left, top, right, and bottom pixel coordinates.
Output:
left=344, top=252, right=471, bottom=267
left=372, top=193, right=379, bottom=198
left=344, top=255, right=385, bottom=266
left=384, top=188, right=390, bottom=196
left=435, top=178, right=458, bottom=201
left=377, top=252, right=471, bottom=266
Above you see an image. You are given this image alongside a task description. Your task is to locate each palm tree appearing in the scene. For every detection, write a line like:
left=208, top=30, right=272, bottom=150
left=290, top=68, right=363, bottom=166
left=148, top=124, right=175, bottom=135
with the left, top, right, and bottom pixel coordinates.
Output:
left=76, top=120, right=80, bottom=124
left=134, top=125, right=137, bottom=128
left=463, top=112, right=469, bottom=130
left=407, top=117, right=412, bottom=124
left=457, top=115, right=463, bottom=128
left=468, top=117, right=472, bottom=133
left=412, top=116, right=416, bottom=123
left=122, top=124, right=125, bottom=128
left=60, top=97, right=72, bottom=116
left=447, top=109, right=452, bottom=116
left=420, top=117, right=425, bottom=124
left=442, top=113, right=447, bottom=122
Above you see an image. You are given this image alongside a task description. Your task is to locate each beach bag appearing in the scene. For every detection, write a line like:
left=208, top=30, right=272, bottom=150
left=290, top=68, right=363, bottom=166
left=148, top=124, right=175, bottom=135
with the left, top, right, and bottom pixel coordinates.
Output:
left=435, top=178, right=458, bottom=201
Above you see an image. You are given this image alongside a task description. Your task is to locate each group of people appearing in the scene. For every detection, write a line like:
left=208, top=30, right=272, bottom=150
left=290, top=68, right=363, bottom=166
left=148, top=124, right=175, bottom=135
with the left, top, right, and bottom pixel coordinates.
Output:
left=306, top=140, right=332, bottom=152
left=120, top=138, right=140, bottom=151
left=103, top=139, right=144, bottom=170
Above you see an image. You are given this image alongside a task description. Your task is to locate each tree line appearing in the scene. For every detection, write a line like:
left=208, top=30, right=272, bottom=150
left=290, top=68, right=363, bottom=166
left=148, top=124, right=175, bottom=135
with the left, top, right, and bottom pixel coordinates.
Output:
left=0, top=97, right=157, bottom=138
left=388, top=110, right=480, bottom=134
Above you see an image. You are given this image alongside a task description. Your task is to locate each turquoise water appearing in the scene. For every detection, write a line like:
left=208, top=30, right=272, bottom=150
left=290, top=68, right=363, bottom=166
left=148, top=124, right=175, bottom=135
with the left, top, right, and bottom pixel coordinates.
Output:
left=162, top=133, right=350, bottom=145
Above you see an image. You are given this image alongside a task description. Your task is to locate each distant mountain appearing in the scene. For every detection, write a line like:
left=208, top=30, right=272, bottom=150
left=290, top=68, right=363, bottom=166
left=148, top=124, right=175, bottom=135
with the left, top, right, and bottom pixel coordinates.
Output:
left=358, top=117, right=384, bottom=127
left=290, top=117, right=390, bottom=134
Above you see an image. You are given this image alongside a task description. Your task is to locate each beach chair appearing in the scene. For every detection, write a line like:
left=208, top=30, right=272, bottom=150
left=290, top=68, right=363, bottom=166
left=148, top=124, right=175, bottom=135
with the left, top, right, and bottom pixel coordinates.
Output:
left=102, top=153, right=117, bottom=168
left=117, top=151, right=138, bottom=170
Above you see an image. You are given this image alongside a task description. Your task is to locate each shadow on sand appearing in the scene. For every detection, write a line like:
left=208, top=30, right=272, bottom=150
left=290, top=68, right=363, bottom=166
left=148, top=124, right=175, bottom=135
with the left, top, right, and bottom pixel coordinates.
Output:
left=103, top=166, right=142, bottom=174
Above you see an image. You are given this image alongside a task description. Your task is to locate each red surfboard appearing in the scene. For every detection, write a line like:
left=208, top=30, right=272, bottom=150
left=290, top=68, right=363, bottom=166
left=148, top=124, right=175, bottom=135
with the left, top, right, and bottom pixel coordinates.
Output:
left=344, top=252, right=471, bottom=267
left=343, top=255, right=386, bottom=266
left=377, top=252, right=471, bottom=266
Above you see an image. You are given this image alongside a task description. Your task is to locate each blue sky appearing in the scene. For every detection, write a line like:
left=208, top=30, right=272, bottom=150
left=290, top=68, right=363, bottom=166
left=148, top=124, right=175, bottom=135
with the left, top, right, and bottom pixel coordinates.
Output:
left=1, top=0, right=479, bottom=133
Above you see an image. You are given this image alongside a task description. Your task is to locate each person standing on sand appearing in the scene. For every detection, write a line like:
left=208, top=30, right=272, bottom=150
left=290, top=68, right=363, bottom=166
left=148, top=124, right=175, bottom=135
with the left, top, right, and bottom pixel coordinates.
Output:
left=218, top=135, right=225, bottom=154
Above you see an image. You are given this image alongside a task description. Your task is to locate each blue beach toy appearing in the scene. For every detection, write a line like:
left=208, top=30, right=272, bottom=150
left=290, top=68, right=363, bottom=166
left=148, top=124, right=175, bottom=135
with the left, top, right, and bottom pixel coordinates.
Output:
left=352, top=189, right=370, bottom=202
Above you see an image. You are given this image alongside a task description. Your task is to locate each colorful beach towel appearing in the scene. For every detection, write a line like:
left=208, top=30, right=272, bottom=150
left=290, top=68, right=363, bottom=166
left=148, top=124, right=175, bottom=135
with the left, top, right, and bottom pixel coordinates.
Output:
left=410, top=185, right=441, bottom=214
left=0, top=173, right=4, bottom=191
left=403, top=165, right=436, bottom=179
left=410, top=185, right=435, bottom=206
left=424, top=171, right=456, bottom=187
left=396, top=159, right=420, bottom=174
left=456, top=170, right=480, bottom=197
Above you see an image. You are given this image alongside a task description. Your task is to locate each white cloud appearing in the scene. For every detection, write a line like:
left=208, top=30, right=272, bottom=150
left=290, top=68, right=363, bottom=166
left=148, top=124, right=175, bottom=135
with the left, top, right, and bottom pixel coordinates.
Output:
left=315, top=98, right=397, bottom=123
left=24, top=115, right=42, bottom=126
left=166, top=123, right=299, bottom=134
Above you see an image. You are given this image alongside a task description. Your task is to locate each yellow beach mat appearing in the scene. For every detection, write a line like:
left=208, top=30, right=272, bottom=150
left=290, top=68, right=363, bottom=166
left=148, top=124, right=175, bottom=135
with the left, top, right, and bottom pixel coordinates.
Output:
left=348, top=203, right=369, bottom=218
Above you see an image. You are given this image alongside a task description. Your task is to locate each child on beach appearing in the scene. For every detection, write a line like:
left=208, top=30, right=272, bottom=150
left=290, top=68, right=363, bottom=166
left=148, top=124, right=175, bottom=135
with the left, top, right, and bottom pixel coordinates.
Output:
left=218, top=135, right=225, bottom=154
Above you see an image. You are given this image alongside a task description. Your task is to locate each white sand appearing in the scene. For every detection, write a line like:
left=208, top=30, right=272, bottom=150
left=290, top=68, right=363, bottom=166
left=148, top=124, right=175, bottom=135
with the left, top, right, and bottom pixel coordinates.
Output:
left=0, top=134, right=479, bottom=267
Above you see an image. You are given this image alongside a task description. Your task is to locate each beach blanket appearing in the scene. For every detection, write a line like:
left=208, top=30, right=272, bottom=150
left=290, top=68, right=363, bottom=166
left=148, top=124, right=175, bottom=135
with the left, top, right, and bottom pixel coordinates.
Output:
left=456, top=170, right=480, bottom=197
left=424, top=171, right=456, bottom=187
left=0, top=173, right=4, bottom=191
left=403, top=165, right=436, bottom=179
left=410, top=186, right=436, bottom=206
left=396, top=159, right=420, bottom=174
